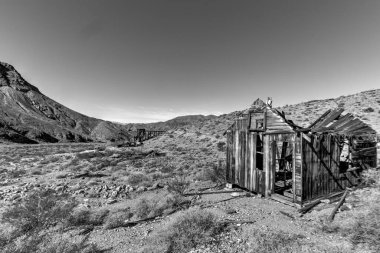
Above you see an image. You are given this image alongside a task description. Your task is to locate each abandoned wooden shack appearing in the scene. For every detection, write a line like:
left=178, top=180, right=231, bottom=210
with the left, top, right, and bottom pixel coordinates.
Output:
left=225, top=98, right=377, bottom=207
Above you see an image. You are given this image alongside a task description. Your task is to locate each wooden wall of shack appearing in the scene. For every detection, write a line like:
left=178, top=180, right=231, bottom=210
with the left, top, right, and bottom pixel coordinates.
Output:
left=226, top=108, right=299, bottom=198
left=226, top=117, right=267, bottom=195
left=300, top=132, right=377, bottom=203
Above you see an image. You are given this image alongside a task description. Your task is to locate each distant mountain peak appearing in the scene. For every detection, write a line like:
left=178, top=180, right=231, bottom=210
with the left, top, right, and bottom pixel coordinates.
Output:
left=0, top=61, right=40, bottom=93
left=0, top=61, right=131, bottom=144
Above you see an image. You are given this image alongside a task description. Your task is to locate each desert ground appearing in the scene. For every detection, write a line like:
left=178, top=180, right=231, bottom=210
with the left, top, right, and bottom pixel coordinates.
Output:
left=0, top=136, right=379, bottom=253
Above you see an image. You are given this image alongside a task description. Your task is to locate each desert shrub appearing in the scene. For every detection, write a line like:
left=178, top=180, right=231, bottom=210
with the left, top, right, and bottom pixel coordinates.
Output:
left=152, top=194, right=188, bottom=217
left=134, top=194, right=189, bottom=220
left=319, top=222, right=341, bottom=234
left=0, top=189, right=81, bottom=253
left=159, top=209, right=225, bottom=253
left=64, top=157, right=80, bottom=167
left=56, top=173, right=70, bottom=179
left=127, top=173, right=150, bottom=186
left=8, top=168, right=27, bottom=178
left=94, top=160, right=111, bottom=171
left=217, top=141, right=226, bottom=152
left=67, top=208, right=109, bottom=227
left=2, top=189, right=77, bottom=235
left=200, top=147, right=209, bottom=153
left=167, top=176, right=190, bottom=195
left=200, top=161, right=226, bottom=184
left=30, top=168, right=44, bottom=175
left=160, top=163, right=176, bottom=174
left=363, top=107, right=375, bottom=113
left=150, top=172, right=164, bottom=180
left=104, top=208, right=133, bottom=229
left=40, top=235, right=102, bottom=253
left=362, top=168, right=380, bottom=187
left=247, top=229, right=304, bottom=253
left=40, top=156, right=60, bottom=164
left=134, top=198, right=156, bottom=219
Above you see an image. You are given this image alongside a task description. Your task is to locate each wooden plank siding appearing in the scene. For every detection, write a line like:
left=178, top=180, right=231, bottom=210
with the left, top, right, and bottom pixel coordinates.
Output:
left=294, top=135, right=302, bottom=203
left=226, top=116, right=267, bottom=195
left=300, top=133, right=367, bottom=203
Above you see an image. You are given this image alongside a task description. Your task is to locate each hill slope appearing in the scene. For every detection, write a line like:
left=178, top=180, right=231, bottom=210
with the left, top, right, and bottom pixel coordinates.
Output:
left=0, top=61, right=219, bottom=144
left=144, top=89, right=379, bottom=171
left=0, top=61, right=131, bottom=143
left=278, top=89, right=380, bottom=133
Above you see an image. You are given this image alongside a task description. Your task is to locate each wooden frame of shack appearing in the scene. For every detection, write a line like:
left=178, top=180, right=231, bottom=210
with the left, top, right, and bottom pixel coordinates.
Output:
left=225, top=98, right=377, bottom=207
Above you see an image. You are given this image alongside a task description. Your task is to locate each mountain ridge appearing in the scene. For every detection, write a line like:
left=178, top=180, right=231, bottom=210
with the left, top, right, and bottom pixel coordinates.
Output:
left=0, top=61, right=378, bottom=144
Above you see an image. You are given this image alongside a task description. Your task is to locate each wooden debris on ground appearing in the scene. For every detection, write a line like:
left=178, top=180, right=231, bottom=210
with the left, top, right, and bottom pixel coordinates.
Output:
left=183, top=189, right=244, bottom=196
left=72, top=172, right=107, bottom=178
left=328, top=189, right=350, bottom=222
left=279, top=210, right=295, bottom=220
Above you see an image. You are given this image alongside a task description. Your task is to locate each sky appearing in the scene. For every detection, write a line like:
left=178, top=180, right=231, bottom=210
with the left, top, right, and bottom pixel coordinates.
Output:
left=1, top=0, right=380, bottom=123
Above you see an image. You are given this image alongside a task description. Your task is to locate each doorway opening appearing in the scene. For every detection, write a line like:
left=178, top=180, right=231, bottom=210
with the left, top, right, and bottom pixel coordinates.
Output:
left=273, top=141, right=293, bottom=199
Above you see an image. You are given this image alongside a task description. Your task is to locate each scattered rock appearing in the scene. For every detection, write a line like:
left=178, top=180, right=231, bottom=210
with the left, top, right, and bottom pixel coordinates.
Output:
left=231, top=192, right=245, bottom=197
left=136, top=186, right=147, bottom=193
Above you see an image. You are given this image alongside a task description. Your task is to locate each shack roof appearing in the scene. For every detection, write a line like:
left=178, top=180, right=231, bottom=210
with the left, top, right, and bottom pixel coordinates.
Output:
left=308, top=108, right=377, bottom=136
left=225, top=98, right=304, bottom=134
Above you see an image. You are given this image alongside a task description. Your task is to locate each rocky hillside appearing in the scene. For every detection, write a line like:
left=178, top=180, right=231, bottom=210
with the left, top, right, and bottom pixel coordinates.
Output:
left=278, top=89, right=380, bottom=134
left=145, top=89, right=379, bottom=168
left=1, top=60, right=378, bottom=145
left=0, top=61, right=131, bottom=144
left=124, top=114, right=217, bottom=131
left=0, top=61, right=218, bottom=144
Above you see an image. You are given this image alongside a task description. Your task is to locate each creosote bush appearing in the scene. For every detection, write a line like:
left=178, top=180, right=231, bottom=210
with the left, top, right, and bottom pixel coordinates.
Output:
left=104, top=208, right=133, bottom=229
left=167, top=176, right=190, bottom=196
left=134, top=198, right=155, bottom=219
left=0, top=189, right=103, bottom=253
left=127, top=173, right=150, bottom=186
left=158, top=209, right=225, bottom=253
left=248, top=229, right=304, bottom=253
left=134, top=194, right=189, bottom=220
left=217, top=141, right=226, bottom=152
left=201, top=161, right=226, bottom=185
left=67, top=208, right=109, bottom=227
left=2, top=189, right=77, bottom=235
left=363, top=107, right=375, bottom=113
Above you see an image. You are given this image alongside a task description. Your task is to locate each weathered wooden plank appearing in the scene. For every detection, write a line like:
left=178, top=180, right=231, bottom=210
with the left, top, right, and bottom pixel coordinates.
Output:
left=312, top=108, right=344, bottom=131
left=226, top=131, right=231, bottom=183
left=235, top=130, right=239, bottom=184
left=231, top=129, right=236, bottom=184
left=295, top=135, right=302, bottom=204
left=291, top=135, right=296, bottom=202
left=252, top=133, right=257, bottom=192
left=308, top=109, right=332, bottom=129
left=240, top=130, right=246, bottom=188
left=272, top=139, right=277, bottom=194
left=246, top=131, right=250, bottom=190
left=264, top=135, right=270, bottom=197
